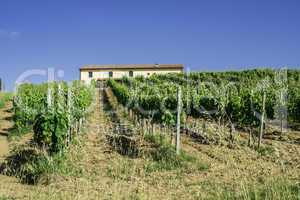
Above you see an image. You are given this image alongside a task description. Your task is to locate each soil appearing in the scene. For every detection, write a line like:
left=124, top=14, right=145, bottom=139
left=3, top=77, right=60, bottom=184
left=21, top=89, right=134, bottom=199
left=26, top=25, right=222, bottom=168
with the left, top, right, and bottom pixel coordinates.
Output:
left=0, top=101, right=13, bottom=159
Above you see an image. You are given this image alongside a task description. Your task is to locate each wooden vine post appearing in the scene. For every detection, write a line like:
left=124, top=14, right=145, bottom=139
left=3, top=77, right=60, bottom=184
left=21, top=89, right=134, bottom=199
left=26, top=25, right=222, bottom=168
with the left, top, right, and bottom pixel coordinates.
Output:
left=248, top=89, right=254, bottom=147
left=142, top=118, right=146, bottom=135
left=279, top=90, right=284, bottom=136
left=176, top=86, right=182, bottom=155
left=258, top=91, right=266, bottom=149
left=67, top=84, right=72, bottom=145
left=280, top=91, right=283, bottom=136
left=47, top=84, right=52, bottom=109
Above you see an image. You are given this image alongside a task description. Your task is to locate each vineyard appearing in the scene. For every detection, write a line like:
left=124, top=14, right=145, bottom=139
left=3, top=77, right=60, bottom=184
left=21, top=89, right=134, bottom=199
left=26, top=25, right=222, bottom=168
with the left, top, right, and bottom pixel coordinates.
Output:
left=12, top=81, right=95, bottom=152
left=0, top=69, right=299, bottom=199
left=108, top=69, right=300, bottom=148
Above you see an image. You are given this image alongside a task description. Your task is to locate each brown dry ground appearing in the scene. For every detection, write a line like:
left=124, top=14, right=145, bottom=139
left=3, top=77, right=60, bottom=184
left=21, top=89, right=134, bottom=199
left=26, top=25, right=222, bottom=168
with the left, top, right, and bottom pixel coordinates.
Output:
left=0, top=101, right=12, bottom=158
left=0, top=91, right=299, bottom=200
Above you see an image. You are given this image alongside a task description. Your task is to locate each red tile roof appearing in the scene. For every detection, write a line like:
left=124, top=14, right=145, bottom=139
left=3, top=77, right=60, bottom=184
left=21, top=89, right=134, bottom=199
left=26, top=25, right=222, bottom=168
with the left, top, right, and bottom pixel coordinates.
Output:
left=80, top=64, right=184, bottom=71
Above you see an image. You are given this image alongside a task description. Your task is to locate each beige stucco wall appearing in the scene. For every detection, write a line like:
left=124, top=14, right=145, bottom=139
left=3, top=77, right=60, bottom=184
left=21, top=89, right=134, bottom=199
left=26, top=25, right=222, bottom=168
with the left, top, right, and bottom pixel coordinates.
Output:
left=80, top=68, right=182, bottom=83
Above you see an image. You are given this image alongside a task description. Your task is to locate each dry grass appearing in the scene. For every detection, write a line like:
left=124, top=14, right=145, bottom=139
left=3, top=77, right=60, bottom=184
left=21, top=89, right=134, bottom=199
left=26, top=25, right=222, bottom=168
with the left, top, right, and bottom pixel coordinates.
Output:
left=0, top=91, right=299, bottom=199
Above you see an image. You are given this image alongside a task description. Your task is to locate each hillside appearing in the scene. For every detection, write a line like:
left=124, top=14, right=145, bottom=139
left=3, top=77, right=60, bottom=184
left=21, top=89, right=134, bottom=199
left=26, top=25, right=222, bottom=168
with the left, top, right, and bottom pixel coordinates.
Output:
left=0, top=69, right=299, bottom=199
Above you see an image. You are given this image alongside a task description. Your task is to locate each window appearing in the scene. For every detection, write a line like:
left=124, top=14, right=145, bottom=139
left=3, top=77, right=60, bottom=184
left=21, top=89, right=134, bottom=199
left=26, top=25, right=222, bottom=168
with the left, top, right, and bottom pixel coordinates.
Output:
left=109, top=71, right=113, bottom=78
left=129, top=71, right=133, bottom=77
left=88, top=72, right=93, bottom=78
left=147, top=73, right=150, bottom=76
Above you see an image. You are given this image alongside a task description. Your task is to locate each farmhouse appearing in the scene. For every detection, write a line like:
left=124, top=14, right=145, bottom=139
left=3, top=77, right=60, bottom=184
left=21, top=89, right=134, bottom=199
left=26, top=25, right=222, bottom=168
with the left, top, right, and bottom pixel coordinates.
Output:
left=79, top=64, right=184, bottom=83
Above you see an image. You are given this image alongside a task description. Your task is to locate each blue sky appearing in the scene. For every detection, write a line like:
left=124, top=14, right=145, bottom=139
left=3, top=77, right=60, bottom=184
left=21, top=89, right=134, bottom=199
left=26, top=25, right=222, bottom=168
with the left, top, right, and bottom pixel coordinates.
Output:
left=0, top=0, right=300, bottom=90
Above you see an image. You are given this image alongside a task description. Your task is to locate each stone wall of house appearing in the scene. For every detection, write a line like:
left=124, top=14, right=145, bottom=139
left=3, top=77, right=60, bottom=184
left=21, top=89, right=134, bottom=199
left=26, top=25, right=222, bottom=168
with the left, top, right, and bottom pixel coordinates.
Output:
left=80, top=68, right=182, bottom=83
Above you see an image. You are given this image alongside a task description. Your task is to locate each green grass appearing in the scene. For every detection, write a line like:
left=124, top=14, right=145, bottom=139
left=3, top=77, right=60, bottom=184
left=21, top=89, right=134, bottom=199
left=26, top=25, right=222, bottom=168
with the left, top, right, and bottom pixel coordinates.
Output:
left=0, top=99, right=4, bottom=109
left=186, top=179, right=300, bottom=200
left=196, top=162, right=210, bottom=171
left=212, top=180, right=300, bottom=200
left=0, top=92, right=31, bottom=141
left=0, top=197, right=13, bottom=200
left=2, top=138, right=84, bottom=185
left=256, top=145, right=276, bottom=156
left=7, top=125, right=32, bottom=141
left=144, top=133, right=164, bottom=144
left=0, top=197, right=12, bottom=200
left=244, top=181, right=300, bottom=200
left=143, top=133, right=204, bottom=172
left=106, top=158, right=137, bottom=181
left=0, top=93, right=12, bottom=109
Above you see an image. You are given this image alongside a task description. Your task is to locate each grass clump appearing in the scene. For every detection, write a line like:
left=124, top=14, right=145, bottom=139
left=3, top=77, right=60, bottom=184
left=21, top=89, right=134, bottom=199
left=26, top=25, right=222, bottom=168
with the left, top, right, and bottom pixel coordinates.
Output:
left=0, top=100, right=5, bottom=109
left=243, top=180, right=300, bottom=200
left=143, top=134, right=196, bottom=172
left=106, top=158, right=136, bottom=181
left=7, top=125, right=32, bottom=141
left=196, top=162, right=210, bottom=171
left=198, top=179, right=300, bottom=200
left=0, top=197, right=13, bottom=200
left=256, top=145, right=275, bottom=156
left=0, top=93, right=12, bottom=109
left=1, top=140, right=84, bottom=185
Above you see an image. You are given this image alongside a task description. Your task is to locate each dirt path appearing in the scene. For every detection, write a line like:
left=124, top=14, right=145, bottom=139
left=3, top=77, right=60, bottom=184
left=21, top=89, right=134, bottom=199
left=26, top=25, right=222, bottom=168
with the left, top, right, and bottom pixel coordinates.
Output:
left=0, top=136, right=9, bottom=159
left=0, top=88, right=133, bottom=199
left=0, top=101, right=35, bottom=200
left=0, top=101, right=13, bottom=159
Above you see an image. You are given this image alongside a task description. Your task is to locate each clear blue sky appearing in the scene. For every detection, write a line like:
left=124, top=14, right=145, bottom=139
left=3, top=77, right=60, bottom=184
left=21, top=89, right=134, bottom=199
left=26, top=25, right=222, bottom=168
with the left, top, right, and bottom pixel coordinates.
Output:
left=1, top=0, right=300, bottom=90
